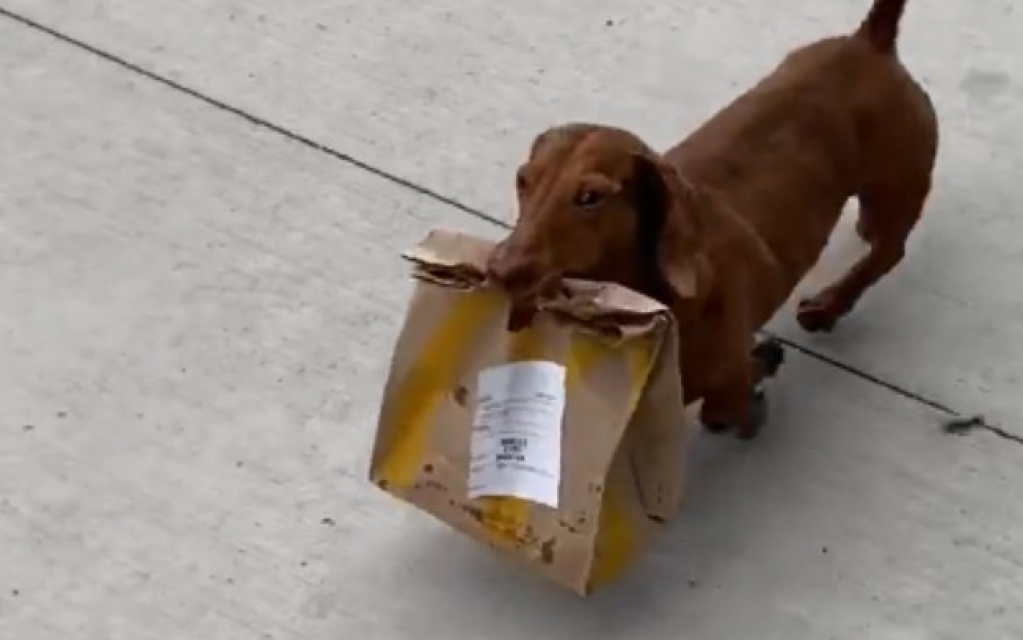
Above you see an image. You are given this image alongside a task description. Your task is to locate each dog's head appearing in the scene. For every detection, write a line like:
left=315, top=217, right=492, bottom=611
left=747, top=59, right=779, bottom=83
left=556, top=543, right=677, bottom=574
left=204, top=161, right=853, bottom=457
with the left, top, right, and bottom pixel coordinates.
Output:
left=486, top=123, right=707, bottom=329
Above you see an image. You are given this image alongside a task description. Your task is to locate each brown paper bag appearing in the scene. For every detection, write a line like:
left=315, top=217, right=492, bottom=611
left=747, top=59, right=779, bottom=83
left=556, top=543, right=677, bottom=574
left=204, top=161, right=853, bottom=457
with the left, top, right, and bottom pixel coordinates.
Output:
left=370, top=228, right=698, bottom=595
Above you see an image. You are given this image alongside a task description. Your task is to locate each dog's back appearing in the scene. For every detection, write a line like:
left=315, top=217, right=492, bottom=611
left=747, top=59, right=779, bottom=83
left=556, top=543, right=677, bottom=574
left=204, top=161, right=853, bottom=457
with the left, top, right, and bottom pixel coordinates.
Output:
left=666, top=0, right=937, bottom=294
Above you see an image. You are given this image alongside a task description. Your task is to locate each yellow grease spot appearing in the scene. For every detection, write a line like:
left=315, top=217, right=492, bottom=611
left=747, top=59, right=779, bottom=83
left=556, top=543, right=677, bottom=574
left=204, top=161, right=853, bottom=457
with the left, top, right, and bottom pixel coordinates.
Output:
left=377, top=291, right=501, bottom=490
left=588, top=335, right=657, bottom=589
left=565, top=334, right=608, bottom=390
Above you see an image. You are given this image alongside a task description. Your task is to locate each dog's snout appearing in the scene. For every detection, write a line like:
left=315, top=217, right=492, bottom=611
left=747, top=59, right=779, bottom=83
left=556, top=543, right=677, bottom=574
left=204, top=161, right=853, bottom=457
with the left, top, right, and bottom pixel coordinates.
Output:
left=487, top=241, right=539, bottom=289
left=488, top=251, right=547, bottom=333
left=488, top=257, right=540, bottom=292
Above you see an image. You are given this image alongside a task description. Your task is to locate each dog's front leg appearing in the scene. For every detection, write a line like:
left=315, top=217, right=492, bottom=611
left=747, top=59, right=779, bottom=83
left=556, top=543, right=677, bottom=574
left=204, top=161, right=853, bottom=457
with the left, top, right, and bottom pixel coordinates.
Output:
left=701, top=336, right=787, bottom=439
left=692, top=304, right=765, bottom=440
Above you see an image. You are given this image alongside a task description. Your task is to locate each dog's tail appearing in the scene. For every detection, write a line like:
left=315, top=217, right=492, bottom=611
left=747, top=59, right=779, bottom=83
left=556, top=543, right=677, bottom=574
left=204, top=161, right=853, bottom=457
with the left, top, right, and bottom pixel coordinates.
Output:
left=856, top=0, right=909, bottom=53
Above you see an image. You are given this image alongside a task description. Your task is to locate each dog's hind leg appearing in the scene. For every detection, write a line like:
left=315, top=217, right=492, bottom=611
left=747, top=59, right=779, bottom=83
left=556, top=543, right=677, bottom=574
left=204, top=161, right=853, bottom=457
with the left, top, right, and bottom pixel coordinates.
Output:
left=797, top=180, right=930, bottom=333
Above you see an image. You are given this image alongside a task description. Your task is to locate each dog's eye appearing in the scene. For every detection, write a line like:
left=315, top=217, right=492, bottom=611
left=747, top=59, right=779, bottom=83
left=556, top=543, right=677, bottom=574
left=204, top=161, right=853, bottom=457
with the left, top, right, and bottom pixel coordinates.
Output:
left=574, top=188, right=605, bottom=209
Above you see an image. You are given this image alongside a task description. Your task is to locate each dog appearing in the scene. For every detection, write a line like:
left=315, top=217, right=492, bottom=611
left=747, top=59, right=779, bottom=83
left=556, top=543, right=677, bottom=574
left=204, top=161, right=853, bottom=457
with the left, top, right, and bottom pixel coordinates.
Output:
left=485, top=0, right=938, bottom=439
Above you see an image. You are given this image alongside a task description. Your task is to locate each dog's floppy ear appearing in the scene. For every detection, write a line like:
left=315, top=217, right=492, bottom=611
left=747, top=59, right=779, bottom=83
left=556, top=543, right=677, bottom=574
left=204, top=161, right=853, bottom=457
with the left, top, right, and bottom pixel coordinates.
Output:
left=631, top=154, right=705, bottom=301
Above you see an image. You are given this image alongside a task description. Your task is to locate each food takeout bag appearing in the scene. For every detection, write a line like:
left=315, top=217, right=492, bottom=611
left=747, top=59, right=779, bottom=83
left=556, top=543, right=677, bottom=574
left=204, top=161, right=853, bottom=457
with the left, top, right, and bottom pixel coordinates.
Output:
left=370, top=228, right=698, bottom=595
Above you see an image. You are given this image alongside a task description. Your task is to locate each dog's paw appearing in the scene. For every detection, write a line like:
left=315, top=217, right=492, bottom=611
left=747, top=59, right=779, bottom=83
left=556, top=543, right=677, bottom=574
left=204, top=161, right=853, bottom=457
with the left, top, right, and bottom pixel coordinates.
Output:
left=703, top=421, right=730, bottom=435
left=796, top=295, right=842, bottom=333
left=752, top=338, right=786, bottom=378
left=736, top=388, right=768, bottom=441
left=702, top=386, right=770, bottom=440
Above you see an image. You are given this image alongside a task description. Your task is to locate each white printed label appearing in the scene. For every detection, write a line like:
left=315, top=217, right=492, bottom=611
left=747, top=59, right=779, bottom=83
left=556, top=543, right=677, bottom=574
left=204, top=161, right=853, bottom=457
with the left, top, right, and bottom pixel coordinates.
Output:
left=467, top=361, right=566, bottom=508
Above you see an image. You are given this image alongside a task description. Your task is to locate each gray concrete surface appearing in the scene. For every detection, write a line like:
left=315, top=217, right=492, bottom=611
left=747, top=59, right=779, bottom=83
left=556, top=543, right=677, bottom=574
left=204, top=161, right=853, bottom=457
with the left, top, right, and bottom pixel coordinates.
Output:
left=0, top=1, right=1021, bottom=639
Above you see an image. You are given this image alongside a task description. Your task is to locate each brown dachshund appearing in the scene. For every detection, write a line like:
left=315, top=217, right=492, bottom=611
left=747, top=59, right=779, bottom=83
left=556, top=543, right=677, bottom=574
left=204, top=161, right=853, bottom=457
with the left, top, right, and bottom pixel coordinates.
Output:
left=486, top=0, right=938, bottom=439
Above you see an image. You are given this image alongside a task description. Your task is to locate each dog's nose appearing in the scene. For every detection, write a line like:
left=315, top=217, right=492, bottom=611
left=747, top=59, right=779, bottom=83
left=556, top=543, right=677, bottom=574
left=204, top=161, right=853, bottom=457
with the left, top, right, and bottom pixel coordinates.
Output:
left=486, top=251, right=541, bottom=294
left=492, top=261, right=539, bottom=293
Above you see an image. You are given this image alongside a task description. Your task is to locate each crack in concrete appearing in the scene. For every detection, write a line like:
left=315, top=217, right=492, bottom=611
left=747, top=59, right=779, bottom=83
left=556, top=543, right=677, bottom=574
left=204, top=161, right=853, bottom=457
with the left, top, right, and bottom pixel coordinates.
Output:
left=942, top=415, right=1023, bottom=446
left=2, top=6, right=1018, bottom=446
left=766, top=333, right=1022, bottom=447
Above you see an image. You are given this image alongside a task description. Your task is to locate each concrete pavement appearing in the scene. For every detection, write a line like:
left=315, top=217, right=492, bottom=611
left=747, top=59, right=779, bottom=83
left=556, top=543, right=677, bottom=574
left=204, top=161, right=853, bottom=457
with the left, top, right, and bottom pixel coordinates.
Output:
left=1, top=2, right=1021, bottom=638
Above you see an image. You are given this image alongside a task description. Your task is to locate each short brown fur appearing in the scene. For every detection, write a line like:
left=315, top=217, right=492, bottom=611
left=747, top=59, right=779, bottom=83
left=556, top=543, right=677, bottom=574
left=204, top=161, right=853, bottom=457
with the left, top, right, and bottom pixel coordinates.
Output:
left=486, top=0, right=937, bottom=438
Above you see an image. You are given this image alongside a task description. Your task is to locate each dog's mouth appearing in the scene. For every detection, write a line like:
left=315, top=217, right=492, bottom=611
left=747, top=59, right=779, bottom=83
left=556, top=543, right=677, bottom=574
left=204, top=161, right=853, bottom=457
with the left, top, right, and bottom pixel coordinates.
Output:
left=498, top=273, right=563, bottom=333
left=506, top=301, right=538, bottom=333
left=485, top=243, right=567, bottom=332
